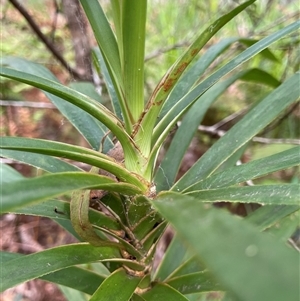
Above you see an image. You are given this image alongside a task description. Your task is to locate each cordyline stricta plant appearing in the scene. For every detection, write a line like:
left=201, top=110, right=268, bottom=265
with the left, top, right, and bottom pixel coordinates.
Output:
left=1, top=0, right=299, bottom=300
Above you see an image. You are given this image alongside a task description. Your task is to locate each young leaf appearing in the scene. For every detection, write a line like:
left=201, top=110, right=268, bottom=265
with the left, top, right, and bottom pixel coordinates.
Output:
left=79, top=0, right=132, bottom=132
left=152, top=192, right=299, bottom=301
left=122, top=0, right=147, bottom=123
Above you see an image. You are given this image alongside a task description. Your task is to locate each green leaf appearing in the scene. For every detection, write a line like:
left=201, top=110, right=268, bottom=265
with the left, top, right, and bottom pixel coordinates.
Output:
left=239, top=68, right=281, bottom=87
left=1, top=172, right=142, bottom=213
left=1, top=149, right=81, bottom=173
left=183, top=146, right=300, bottom=192
left=166, top=271, right=222, bottom=294
left=154, top=234, right=190, bottom=281
left=140, top=220, right=167, bottom=253
left=0, top=243, right=120, bottom=292
left=135, top=0, right=256, bottom=157
left=122, top=0, right=147, bottom=123
left=92, top=48, right=122, bottom=120
left=58, top=286, right=88, bottom=301
left=2, top=57, right=109, bottom=151
left=246, top=205, right=300, bottom=231
left=173, top=71, right=300, bottom=191
left=239, top=38, right=279, bottom=62
left=158, top=37, right=239, bottom=120
left=152, top=193, right=299, bottom=301
left=1, top=251, right=105, bottom=295
left=266, top=211, right=299, bottom=242
left=10, top=199, right=120, bottom=231
left=45, top=266, right=105, bottom=296
left=142, top=283, right=189, bottom=301
left=168, top=256, right=204, bottom=279
left=155, top=71, right=259, bottom=191
left=153, top=21, right=300, bottom=158
left=0, top=137, right=145, bottom=189
left=0, top=163, right=24, bottom=183
left=89, top=268, right=141, bottom=301
left=79, top=0, right=132, bottom=131
left=0, top=67, right=140, bottom=165
left=185, top=184, right=299, bottom=205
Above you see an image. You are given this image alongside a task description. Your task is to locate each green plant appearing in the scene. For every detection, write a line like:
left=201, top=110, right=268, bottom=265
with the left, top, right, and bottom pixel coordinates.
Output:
left=1, top=1, right=299, bottom=300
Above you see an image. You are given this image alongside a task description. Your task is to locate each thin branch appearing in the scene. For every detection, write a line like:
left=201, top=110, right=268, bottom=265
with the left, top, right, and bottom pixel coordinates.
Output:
left=8, top=0, right=88, bottom=80
left=145, top=41, right=189, bottom=62
left=177, top=122, right=300, bottom=145
left=288, top=238, right=300, bottom=252
left=0, top=100, right=56, bottom=108
left=261, top=102, right=299, bottom=136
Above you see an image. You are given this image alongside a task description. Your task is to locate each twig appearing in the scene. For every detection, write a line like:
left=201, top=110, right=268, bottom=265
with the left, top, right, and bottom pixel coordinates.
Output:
left=0, top=100, right=56, bottom=109
left=8, top=0, right=86, bottom=80
left=145, top=41, right=189, bottom=62
left=288, top=238, right=300, bottom=252
left=261, top=102, right=299, bottom=136
left=177, top=123, right=300, bottom=145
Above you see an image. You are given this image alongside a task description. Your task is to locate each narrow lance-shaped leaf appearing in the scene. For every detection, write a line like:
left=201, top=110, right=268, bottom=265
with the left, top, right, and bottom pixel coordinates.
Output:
left=1, top=172, right=142, bottom=213
left=134, top=0, right=256, bottom=157
left=246, top=205, right=300, bottom=231
left=154, top=70, right=266, bottom=190
left=142, top=283, right=189, bottom=301
left=9, top=199, right=120, bottom=232
left=2, top=57, right=110, bottom=151
left=0, top=243, right=120, bottom=292
left=92, top=48, right=122, bottom=120
left=1, top=251, right=106, bottom=296
left=183, top=146, right=300, bottom=192
left=89, top=268, right=141, bottom=301
left=185, top=184, right=299, bottom=205
left=79, top=0, right=134, bottom=132
left=122, top=0, right=147, bottom=124
left=0, top=137, right=146, bottom=189
left=0, top=67, right=140, bottom=167
left=172, top=71, right=300, bottom=191
left=152, top=192, right=299, bottom=301
left=158, top=37, right=240, bottom=121
left=152, top=21, right=300, bottom=154
left=154, top=233, right=190, bottom=281
left=166, top=271, right=222, bottom=295
left=1, top=149, right=82, bottom=173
